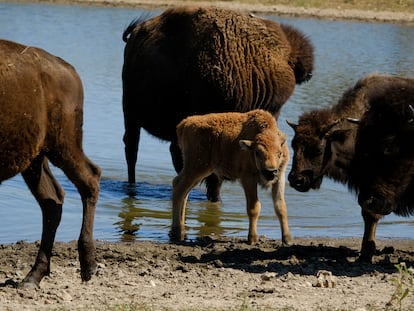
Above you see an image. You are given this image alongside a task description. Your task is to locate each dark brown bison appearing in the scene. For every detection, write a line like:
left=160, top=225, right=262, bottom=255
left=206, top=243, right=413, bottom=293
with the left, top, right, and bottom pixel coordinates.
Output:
left=287, top=73, right=414, bottom=262
left=122, top=5, right=314, bottom=201
left=0, top=39, right=101, bottom=287
left=349, top=78, right=414, bottom=218
left=171, top=109, right=290, bottom=245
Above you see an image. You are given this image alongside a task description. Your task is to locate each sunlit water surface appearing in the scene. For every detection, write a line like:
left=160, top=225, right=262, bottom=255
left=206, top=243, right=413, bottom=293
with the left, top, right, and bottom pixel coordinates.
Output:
left=0, top=2, right=413, bottom=244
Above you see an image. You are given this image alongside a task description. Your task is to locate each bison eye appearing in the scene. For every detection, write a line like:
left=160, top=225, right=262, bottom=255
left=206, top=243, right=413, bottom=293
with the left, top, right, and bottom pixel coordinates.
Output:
left=254, top=150, right=264, bottom=160
left=304, top=146, right=322, bottom=158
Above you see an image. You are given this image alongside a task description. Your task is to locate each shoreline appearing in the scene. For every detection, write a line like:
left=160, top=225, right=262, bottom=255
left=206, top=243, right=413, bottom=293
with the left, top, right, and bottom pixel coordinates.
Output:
left=4, top=0, right=414, bottom=23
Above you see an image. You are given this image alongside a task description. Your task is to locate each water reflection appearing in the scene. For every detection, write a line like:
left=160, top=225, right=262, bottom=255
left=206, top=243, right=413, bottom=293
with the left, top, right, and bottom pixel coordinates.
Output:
left=195, top=202, right=225, bottom=237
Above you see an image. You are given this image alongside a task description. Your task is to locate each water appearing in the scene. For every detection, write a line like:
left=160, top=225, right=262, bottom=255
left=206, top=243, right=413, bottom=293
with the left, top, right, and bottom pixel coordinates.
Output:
left=0, top=2, right=413, bottom=244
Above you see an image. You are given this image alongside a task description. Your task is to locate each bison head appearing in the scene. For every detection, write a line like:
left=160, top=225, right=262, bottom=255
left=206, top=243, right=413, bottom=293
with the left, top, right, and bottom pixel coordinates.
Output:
left=286, top=111, right=357, bottom=192
left=239, top=130, right=288, bottom=188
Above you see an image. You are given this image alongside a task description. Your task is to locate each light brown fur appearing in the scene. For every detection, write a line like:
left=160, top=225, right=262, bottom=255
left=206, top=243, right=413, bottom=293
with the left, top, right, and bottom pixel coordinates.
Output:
left=171, top=109, right=290, bottom=245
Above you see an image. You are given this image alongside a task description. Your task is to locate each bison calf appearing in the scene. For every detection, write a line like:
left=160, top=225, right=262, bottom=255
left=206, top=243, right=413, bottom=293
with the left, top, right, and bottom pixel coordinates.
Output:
left=0, top=39, right=101, bottom=287
left=170, top=109, right=291, bottom=245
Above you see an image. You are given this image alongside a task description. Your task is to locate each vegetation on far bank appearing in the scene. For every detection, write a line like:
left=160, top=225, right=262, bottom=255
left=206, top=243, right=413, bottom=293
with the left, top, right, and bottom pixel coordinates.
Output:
left=4, top=0, right=414, bottom=15
left=193, top=0, right=414, bottom=14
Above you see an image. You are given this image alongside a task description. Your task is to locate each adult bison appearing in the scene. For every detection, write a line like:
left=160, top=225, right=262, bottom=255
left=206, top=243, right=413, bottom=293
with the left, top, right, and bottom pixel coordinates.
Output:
left=0, top=39, right=101, bottom=287
left=287, top=73, right=414, bottom=262
left=349, top=78, right=414, bottom=219
left=122, top=5, right=314, bottom=201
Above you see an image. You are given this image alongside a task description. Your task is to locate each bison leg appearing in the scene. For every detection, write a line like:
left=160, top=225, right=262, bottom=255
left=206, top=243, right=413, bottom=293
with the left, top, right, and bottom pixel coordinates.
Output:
left=123, top=123, right=140, bottom=184
left=170, top=141, right=183, bottom=173
left=359, top=209, right=382, bottom=262
left=205, top=174, right=223, bottom=202
left=50, top=152, right=101, bottom=282
left=241, top=179, right=261, bottom=244
left=170, top=141, right=223, bottom=202
left=271, top=172, right=291, bottom=245
left=171, top=170, right=206, bottom=242
left=20, top=156, right=65, bottom=288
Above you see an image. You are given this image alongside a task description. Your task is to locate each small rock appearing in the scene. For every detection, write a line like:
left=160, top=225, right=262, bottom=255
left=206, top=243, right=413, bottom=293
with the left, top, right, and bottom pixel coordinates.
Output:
left=261, top=272, right=277, bottom=281
left=313, top=270, right=336, bottom=288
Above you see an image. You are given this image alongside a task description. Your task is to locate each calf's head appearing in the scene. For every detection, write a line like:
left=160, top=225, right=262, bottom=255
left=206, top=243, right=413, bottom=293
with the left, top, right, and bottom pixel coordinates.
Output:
left=287, top=111, right=356, bottom=192
left=239, top=129, right=287, bottom=187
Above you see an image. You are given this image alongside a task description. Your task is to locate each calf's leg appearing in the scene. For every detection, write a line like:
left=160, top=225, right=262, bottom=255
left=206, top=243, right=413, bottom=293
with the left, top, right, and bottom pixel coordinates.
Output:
left=241, top=179, right=261, bottom=244
left=271, top=173, right=291, bottom=245
left=21, top=156, right=65, bottom=288
left=171, top=167, right=208, bottom=241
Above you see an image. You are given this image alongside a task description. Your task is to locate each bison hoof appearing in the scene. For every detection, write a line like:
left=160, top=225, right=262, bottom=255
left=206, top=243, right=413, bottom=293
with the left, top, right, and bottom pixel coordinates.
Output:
left=357, top=252, right=374, bottom=263
left=247, top=235, right=259, bottom=245
left=19, top=276, right=41, bottom=289
left=358, top=241, right=376, bottom=263
left=282, top=234, right=292, bottom=246
left=169, top=229, right=186, bottom=242
left=206, top=192, right=221, bottom=203
left=81, top=263, right=97, bottom=282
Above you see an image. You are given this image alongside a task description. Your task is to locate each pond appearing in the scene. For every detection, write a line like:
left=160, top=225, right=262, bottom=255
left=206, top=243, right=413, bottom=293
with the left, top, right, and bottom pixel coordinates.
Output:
left=0, top=1, right=413, bottom=244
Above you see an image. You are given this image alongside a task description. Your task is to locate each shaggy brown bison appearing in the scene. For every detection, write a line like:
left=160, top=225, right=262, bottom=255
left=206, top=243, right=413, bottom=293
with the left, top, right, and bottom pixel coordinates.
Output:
left=0, top=39, right=101, bottom=287
left=287, top=73, right=414, bottom=262
left=171, top=109, right=291, bottom=245
left=122, top=5, right=314, bottom=201
left=349, top=78, right=414, bottom=218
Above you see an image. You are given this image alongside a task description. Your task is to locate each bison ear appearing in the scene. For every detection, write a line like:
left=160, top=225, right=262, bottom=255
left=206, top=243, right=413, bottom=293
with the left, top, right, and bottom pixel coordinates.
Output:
left=239, top=140, right=253, bottom=151
left=286, top=120, right=297, bottom=131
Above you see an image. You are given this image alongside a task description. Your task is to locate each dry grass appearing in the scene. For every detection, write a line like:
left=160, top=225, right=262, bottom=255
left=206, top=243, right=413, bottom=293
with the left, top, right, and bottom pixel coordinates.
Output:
left=7, top=0, right=414, bottom=15
left=181, top=0, right=414, bottom=13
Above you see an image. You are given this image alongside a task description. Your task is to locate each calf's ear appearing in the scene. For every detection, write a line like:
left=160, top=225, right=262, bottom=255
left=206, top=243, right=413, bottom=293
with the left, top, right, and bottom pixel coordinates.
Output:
left=239, top=140, right=253, bottom=150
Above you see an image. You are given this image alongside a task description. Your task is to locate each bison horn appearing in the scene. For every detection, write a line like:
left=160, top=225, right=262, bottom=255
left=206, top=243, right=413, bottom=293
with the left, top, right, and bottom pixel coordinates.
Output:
left=408, top=105, right=414, bottom=123
left=286, top=120, right=297, bottom=130
left=346, top=117, right=360, bottom=124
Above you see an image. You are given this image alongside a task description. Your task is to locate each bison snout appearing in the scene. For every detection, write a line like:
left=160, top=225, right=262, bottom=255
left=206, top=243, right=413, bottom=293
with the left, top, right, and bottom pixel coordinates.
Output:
left=261, top=169, right=279, bottom=182
left=288, top=170, right=315, bottom=192
left=360, top=195, right=393, bottom=216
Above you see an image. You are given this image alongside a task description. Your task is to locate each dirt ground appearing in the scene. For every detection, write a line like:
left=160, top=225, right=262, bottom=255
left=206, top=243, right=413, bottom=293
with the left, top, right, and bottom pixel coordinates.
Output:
left=1, top=1, right=414, bottom=311
left=1, top=237, right=414, bottom=311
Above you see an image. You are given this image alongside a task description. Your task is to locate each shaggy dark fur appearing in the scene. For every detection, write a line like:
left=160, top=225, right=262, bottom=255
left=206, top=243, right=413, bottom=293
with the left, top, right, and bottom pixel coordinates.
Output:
left=121, top=5, right=314, bottom=201
left=287, top=73, right=414, bottom=262
left=349, top=78, right=414, bottom=218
